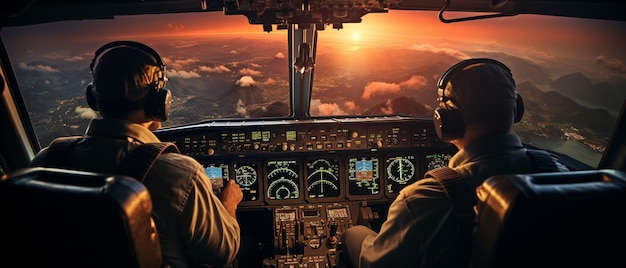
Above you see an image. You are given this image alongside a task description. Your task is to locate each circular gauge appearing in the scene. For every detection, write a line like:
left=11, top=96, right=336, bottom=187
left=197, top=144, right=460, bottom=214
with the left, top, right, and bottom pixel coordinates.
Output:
left=306, top=158, right=340, bottom=198
left=267, top=160, right=300, bottom=200
left=387, top=157, right=415, bottom=183
left=235, top=165, right=257, bottom=186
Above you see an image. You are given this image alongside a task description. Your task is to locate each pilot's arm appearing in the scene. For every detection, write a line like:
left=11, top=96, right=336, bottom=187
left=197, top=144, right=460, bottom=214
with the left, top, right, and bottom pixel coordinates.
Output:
left=183, top=162, right=242, bottom=268
left=344, top=178, right=453, bottom=267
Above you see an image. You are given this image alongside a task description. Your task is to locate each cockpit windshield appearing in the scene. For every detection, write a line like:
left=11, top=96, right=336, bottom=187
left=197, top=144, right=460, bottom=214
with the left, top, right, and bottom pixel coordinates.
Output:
left=1, top=10, right=625, bottom=168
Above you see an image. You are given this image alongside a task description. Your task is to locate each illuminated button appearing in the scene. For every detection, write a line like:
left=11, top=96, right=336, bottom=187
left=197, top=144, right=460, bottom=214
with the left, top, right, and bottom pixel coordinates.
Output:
left=326, top=143, right=333, bottom=149
left=207, top=148, right=215, bottom=155
left=316, top=144, right=323, bottom=150
left=336, top=143, right=343, bottom=148
left=351, top=131, right=359, bottom=139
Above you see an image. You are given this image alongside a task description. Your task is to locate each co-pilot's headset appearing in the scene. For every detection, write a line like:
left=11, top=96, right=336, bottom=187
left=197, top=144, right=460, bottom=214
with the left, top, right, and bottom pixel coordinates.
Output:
left=86, top=41, right=171, bottom=121
left=433, top=58, right=524, bottom=142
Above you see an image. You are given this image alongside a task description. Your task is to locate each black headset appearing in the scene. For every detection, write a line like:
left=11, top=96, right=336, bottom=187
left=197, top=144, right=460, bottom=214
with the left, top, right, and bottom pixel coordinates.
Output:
left=433, top=58, right=524, bottom=142
left=86, top=41, right=171, bottom=121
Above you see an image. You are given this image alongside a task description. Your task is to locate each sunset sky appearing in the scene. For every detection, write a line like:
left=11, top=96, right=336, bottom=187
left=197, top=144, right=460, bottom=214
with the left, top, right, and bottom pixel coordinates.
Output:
left=4, top=9, right=625, bottom=61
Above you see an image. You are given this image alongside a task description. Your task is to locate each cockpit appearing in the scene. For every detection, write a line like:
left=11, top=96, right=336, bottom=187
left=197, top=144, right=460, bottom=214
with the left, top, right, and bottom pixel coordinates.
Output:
left=1, top=0, right=625, bottom=267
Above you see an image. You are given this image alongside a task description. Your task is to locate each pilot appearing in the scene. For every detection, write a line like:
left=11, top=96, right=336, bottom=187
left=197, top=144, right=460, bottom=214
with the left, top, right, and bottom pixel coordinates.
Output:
left=341, top=58, right=568, bottom=267
left=29, top=41, right=243, bottom=268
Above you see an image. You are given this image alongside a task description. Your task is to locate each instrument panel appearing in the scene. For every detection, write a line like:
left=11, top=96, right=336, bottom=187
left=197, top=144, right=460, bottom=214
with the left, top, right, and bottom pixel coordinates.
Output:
left=155, top=116, right=456, bottom=267
left=155, top=116, right=457, bottom=206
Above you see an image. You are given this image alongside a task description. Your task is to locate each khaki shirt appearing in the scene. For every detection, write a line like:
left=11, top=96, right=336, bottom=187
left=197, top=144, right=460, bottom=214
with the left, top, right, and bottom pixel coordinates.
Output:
left=31, top=119, right=240, bottom=268
left=348, top=133, right=566, bottom=267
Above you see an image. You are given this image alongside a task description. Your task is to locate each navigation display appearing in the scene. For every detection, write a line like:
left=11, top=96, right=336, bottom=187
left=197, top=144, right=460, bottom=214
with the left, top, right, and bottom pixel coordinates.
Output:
left=305, top=157, right=341, bottom=201
left=385, top=154, right=418, bottom=196
left=347, top=155, right=381, bottom=198
left=232, top=161, right=261, bottom=203
left=266, top=159, right=300, bottom=203
left=425, top=153, right=452, bottom=171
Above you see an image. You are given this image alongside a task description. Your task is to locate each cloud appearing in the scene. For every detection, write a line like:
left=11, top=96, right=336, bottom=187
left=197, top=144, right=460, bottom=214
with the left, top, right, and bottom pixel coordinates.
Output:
left=230, top=50, right=238, bottom=54
left=362, top=81, right=401, bottom=99
left=311, top=99, right=347, bottom=116
left=19, top=62, right=60, bottom=73
left=75, top=106, right=98, bottom=119
left=173, top=58, right=200, bottom=66
left=199, top=65, right=231, bottom=73
left=344, top=100, right=357, bottom=111
left=168, top=69, right=201, bottom=78
left=399, top=75, right=428, bottom=89
left=239, top=68, right=262, bottom=76
left=236, top=75, right=256, bottom=87
left=65, top=56, right=84, bottom=62
left=274, top=52, right=285, bottom=59
left=249, top=63, right=262, bottom=68
left=362, top=75, right=428, bottom=99
left=167, top=23, right=185, bottom=31
left=166, top=58, right=199, bottom=70
left=262, top=78, right=276, bottom=85
left=409, top=44, right=469, bottom=59
left=596, top=55, right=626, bottom=74
left=171, top=41, right=199, bottom=49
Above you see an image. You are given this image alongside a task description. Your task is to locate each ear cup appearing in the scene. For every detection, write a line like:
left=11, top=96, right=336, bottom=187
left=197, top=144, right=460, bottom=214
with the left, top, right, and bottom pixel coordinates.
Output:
left=144, top=88, right=171, bottom=121
left=434, top=107, right=465, bottom=142
left=514, top=93, right=524, bottom=123
left=85, top=82, right=99, bottom=111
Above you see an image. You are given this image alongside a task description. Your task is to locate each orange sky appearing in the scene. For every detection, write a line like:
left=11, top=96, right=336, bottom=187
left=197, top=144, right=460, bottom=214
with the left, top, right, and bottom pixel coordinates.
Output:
left=2, top=9, right=625, bottom=62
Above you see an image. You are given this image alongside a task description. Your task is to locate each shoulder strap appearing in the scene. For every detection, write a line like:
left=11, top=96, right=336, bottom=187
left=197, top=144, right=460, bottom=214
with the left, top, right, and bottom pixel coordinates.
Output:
left=426, top=167, right=476, bottom=263
left=32, top=137, right=82, bottom=168
left=526, top=149, right=561, bottom=172
left=427, top=167, right=476, bottom=229
left=115, top=142, right=180, bottom=183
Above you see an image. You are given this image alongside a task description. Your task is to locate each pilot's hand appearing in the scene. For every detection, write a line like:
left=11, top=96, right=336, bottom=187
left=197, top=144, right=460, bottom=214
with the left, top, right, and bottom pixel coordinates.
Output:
left=219, top=180, right=243, bottom=219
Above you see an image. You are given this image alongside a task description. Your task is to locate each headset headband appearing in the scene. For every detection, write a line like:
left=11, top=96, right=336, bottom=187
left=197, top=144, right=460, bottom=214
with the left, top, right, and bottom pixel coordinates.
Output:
left=437, top=58, right=513, bottom=110
left=90, top=40, right=167, bottom=87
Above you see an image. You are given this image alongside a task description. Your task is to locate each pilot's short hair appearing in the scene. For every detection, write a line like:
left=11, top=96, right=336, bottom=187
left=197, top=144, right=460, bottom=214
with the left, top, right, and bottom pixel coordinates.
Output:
left=93, top=47, right=162, bottom=116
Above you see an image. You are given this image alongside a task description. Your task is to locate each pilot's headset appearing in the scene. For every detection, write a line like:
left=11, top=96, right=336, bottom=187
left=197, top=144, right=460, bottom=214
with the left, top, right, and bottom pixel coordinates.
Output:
left=86, top=41, right=171, bottom=121
left=433, top=58, right=524, bottom=142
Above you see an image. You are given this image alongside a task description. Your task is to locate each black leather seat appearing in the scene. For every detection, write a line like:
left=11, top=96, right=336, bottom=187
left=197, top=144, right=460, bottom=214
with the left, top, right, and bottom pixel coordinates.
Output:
left=0, top=167, right=162, bottom=267
left=472, top=169, right=626, bottom=268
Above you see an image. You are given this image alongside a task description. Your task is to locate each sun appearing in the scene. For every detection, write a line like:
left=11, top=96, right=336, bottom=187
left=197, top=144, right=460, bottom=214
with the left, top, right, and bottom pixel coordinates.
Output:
left=352, top=32, right=361, bottom=41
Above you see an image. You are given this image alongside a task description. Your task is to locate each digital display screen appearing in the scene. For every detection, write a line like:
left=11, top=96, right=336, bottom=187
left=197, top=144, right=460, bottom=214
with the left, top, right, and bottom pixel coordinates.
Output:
left=425, top=153, right=452, bottom=171
left=302, top=209, right=320, bottom=218
left=232, top=161, right=260, bottom=203
left=266, top=160, right=300, bottom=201
left=347, top=156, right=380, bottom=196
left=203, top=163, right=229, bottom=195
left=275, top=210, right=296, bottom=221
left=305, top=157, right=341, bottom=200
left=385, top=155, right=418, bottom=195
left=251, top=131, right=262, bottom=141
left=286, top=130, right=297, bottom=141
left=327, top=207, right=350, bottom=220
